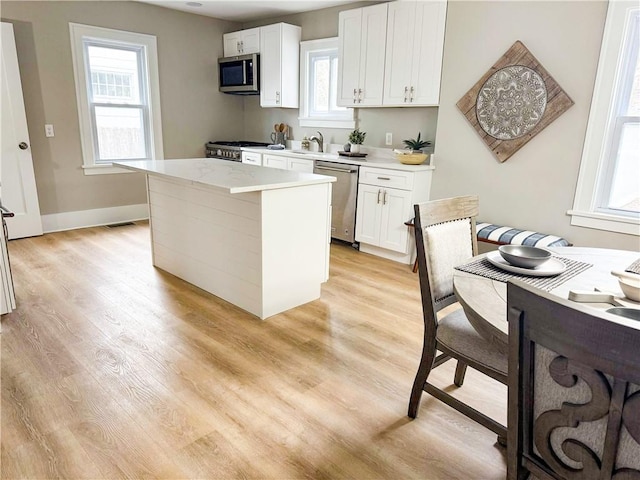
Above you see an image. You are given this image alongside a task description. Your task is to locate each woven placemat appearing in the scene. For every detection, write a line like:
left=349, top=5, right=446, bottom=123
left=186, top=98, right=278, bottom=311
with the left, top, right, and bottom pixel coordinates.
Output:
left=625, top=258, right=640, bottom=275
left=455, top=256, right=593, bottom=292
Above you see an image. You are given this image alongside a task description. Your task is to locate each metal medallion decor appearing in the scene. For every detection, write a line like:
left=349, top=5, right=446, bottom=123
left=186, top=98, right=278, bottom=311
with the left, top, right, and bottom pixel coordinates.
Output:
left=457, top=41, right=574, bottom=162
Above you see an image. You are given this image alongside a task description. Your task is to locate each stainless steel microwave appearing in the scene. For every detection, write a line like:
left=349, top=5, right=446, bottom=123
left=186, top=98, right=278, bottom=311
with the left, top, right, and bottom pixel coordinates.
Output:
left=218, top=53, right=259, bottom=95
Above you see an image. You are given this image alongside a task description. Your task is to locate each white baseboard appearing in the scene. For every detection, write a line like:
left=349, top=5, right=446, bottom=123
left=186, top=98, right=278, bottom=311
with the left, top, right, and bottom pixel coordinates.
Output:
left=41, top=203, right=149, bottom=233
left=358, top=243, right=413, bottom=265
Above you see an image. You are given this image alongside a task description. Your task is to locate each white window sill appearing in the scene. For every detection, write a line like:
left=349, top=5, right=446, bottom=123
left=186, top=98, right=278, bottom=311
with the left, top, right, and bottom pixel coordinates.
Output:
left=82, top=164, right=137, bottom=175
left=567, top=209, right=640, bottom=236
left=298, top=117, right=355, bottom=129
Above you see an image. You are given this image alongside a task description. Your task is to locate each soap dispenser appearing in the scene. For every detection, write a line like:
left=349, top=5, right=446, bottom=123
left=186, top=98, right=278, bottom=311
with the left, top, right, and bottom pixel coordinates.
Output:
left=301, top=135, right=310, bottom=150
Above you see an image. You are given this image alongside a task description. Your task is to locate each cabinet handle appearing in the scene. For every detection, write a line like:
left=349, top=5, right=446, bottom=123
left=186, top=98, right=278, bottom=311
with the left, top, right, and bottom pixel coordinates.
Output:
left=358, top=88, right=363, bottom=103
left=404, top=86, right=408, bottom=103
left=353, top=88, right=357, bottom=104
left=410, top=86, right=415, bottom=102
left=377, top=189, right=382, bottom=204
left=377, top=176, right=391, bottom=180
left=383, top=190, right=388, bottom=205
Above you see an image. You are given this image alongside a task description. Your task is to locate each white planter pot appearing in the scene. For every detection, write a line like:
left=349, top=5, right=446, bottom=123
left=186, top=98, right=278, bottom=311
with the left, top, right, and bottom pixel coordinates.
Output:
left=350, top=143, right=361, bottom=153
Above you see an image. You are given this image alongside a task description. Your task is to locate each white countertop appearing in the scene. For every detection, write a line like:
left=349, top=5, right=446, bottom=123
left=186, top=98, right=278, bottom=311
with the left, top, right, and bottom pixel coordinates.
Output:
left=114, top=158, right=336, bottom=194
left=243, top=147, right=436, bottom=171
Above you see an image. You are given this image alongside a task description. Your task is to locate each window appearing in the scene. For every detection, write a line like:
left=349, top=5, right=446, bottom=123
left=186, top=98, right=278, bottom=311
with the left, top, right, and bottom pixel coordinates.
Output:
left=69, top=23, right=163, bottom=175
left=299, top=38, right=354, bottom=129
left=570, top=2, right=639, bottom=235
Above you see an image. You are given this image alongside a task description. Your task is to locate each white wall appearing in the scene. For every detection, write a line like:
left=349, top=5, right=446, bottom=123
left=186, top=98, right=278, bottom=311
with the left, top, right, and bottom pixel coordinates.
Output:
left=431, top=0, right=637, bottom=250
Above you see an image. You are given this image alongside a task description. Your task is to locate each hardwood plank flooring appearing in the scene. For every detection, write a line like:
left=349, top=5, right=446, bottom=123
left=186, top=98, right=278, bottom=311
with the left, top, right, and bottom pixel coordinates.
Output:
left=1, top=222, right=507, bottom=479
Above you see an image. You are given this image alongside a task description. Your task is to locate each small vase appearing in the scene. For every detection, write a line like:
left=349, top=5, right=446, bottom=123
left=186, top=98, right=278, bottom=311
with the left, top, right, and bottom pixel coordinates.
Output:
left=350, top=143, right=360, bottom=154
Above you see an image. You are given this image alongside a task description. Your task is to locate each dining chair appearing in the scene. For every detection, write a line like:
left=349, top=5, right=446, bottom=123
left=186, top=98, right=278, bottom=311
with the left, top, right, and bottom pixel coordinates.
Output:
left=507, top=281, right=640, bottom=480
left=408, top=195, right=507, bottom=444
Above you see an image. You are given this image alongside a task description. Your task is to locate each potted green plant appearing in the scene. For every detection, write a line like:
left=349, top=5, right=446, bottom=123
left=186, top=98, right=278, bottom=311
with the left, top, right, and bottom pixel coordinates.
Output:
left=398, top=132, right=431, bottom=164
left=402, top=132, right=431, bottom=152
left=348, top=129, right=366, bottom=153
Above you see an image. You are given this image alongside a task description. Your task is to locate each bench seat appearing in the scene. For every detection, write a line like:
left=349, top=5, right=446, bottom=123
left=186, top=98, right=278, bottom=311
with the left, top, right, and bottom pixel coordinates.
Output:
left=476, top=223, right=570, bottom=247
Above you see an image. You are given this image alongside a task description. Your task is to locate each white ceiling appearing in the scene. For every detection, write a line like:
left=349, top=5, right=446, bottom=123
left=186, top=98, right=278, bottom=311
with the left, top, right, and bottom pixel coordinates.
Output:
left=138, top=1, right=358, bottom=22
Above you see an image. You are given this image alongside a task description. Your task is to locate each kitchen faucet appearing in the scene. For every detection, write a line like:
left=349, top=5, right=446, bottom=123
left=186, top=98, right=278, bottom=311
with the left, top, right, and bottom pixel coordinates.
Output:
left=309, top=131, right=324, bottom=153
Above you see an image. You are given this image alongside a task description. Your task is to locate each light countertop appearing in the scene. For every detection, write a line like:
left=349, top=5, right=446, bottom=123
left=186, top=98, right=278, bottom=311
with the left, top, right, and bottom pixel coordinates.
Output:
left=114, top=158, right=336, bottom=194
left=243, top=147, right=436, bottom=171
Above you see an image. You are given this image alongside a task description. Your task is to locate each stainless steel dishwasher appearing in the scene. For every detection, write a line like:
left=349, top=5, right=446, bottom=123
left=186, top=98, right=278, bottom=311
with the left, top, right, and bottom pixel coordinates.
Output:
left=313, top=160, right=359, bottom=246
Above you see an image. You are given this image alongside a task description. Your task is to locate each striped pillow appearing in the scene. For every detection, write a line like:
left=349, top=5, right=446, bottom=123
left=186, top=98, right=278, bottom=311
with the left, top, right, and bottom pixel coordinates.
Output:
left=476, top=223, right=570, bottom=247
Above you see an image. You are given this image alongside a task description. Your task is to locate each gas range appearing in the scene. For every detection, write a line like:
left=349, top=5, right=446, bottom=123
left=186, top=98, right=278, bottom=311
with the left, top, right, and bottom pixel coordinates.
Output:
left=205, top=140, right=271, bottom=161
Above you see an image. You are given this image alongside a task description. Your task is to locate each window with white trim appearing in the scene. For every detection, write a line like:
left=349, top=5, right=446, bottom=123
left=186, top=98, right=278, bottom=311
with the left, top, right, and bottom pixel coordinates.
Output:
left=299, top=38, right=354, bottom=129
left=69, top=23, right=163, bottom=175
left=570, top=2, right=639, bottom=235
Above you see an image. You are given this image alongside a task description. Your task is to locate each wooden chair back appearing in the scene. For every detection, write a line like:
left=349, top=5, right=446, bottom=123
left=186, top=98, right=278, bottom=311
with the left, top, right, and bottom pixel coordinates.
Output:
left=506, top=281, right=640, bottom=480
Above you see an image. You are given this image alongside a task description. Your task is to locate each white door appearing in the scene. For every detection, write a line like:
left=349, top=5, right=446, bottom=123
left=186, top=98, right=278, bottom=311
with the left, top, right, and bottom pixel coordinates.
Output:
left=410, top=1, right=447, bottom=106
left=383, top=1, right=416, bottom=106
left=379, top=187, right=412, bottom=253
left=288, top=158, right=313, bottom=173
left=223, top=31, right=242, bottom=56
left=358, top=3, right=388, bottom=106
left=337, top=7, right=363, bottom=107
left=240, top=28, right=260, bottom=55
left=260, top=24, right=281, bottom=107
left=262, top=155, right=288, bottom=170
left=1, top=22, right=43, bottom=239
left=355, top=184, right=382, bottom=245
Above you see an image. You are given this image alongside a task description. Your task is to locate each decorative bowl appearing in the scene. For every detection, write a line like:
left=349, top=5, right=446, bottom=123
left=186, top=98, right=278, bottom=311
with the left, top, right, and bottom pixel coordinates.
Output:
left=611, top=271, right=640, bottom=302
left=498, top=245, right=552, bottom=269
left=396, top=153, right=429, bottom=165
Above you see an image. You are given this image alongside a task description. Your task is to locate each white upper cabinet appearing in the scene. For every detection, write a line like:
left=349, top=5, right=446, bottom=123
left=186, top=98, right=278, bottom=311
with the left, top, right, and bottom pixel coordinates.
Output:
left=337, top=3, right=388, bottom=107
left=223, top=27, right=260, bottom=57
left=260, top=23, right=301, bottom=108
left=383, top=1, right=447, bottom=106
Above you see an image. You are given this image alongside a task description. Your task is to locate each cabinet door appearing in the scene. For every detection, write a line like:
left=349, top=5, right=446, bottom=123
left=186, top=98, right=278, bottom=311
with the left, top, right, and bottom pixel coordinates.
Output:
left=263, top=155, right=288, bottom=170
left=241, top=151, right=262, bottom=166
left=358, top=3, right=388, bottom=106
left=379, top=188, right=413, bottom=253
left=337, top=8, right=362, bottom=107
left=355, top=184, right=383, bottom=245
left=411, top=1, right=447, bottom=106
left=383, top=1, right=416, bottom=106
left=288, top=158, right=313, bottom=173
left=223, top=31, right=242, bottom=57
left=260, top=24, right=282, bottom=107
left=241, top=27, right=260, bottom=54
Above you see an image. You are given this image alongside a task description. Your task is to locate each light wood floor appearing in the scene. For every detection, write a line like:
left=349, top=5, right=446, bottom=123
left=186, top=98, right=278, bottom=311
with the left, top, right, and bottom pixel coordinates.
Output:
left=1, top=222, right=507, bottom=479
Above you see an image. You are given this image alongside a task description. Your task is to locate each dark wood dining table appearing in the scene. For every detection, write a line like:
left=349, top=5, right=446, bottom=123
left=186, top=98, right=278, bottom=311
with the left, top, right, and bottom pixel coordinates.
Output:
left=453, top=247, right=640, bottom=351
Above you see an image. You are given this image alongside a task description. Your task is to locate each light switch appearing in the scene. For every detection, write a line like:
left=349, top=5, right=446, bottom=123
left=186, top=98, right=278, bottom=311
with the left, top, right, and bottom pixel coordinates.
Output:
left=385, top=132, right=392, bottom=145
left=45, top=124, right=55, bottom=137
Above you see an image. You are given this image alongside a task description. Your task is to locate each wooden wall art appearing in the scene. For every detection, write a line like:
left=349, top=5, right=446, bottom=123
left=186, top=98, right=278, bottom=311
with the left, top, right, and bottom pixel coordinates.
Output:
left=457, top=41, right=574, bottom=163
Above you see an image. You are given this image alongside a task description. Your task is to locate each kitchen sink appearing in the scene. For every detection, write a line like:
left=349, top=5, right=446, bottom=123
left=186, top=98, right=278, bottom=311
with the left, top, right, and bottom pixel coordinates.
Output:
left=289, top=150, right=338, bottom=159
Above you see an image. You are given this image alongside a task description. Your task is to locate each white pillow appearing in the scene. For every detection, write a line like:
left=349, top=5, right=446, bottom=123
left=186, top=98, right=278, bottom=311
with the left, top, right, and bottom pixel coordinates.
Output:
left=424, top=219, right=473, bottom=301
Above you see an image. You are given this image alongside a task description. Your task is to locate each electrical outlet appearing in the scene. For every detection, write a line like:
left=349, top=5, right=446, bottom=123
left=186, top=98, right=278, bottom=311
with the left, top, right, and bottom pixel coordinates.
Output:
left=45, top=124, right=55, bottom=137
left=385, top=132, right=392, bottom=145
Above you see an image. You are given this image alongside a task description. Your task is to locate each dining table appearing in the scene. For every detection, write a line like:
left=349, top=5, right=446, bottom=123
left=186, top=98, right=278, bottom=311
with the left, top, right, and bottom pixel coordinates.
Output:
left=453, top=246, right=640, bottom=352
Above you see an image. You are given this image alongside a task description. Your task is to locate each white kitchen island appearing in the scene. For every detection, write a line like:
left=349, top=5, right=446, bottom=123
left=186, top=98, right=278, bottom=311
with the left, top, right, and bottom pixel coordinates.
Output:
left=114, top=158, right=335, bottom=319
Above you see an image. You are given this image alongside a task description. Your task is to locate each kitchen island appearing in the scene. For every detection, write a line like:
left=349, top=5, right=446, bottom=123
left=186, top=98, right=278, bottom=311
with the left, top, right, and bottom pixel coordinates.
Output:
left=114, top=158, right=335, bottom=319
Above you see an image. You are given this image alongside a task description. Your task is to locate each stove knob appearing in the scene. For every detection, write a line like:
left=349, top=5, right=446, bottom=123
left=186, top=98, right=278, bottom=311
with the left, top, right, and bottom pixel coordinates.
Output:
left=216, top=149, right=222, bottom=156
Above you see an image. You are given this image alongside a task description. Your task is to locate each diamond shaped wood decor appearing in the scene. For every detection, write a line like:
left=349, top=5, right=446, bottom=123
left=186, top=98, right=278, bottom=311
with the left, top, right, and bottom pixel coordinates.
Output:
left=457, top=41, right=574, bottom=162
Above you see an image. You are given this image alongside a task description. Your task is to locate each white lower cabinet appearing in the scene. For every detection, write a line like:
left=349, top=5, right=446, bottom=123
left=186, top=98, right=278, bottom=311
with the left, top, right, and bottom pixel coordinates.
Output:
left=356, top=166, right=432, bottom=260
left=288, top=158, right=314, bottom=173
left=356, top=184, right=412, bottom=252
left=263, top=154, right=289, bottom=170
left=262, top=154, right=313, bottom=173
left=241, top=151, right=262, bottom=166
